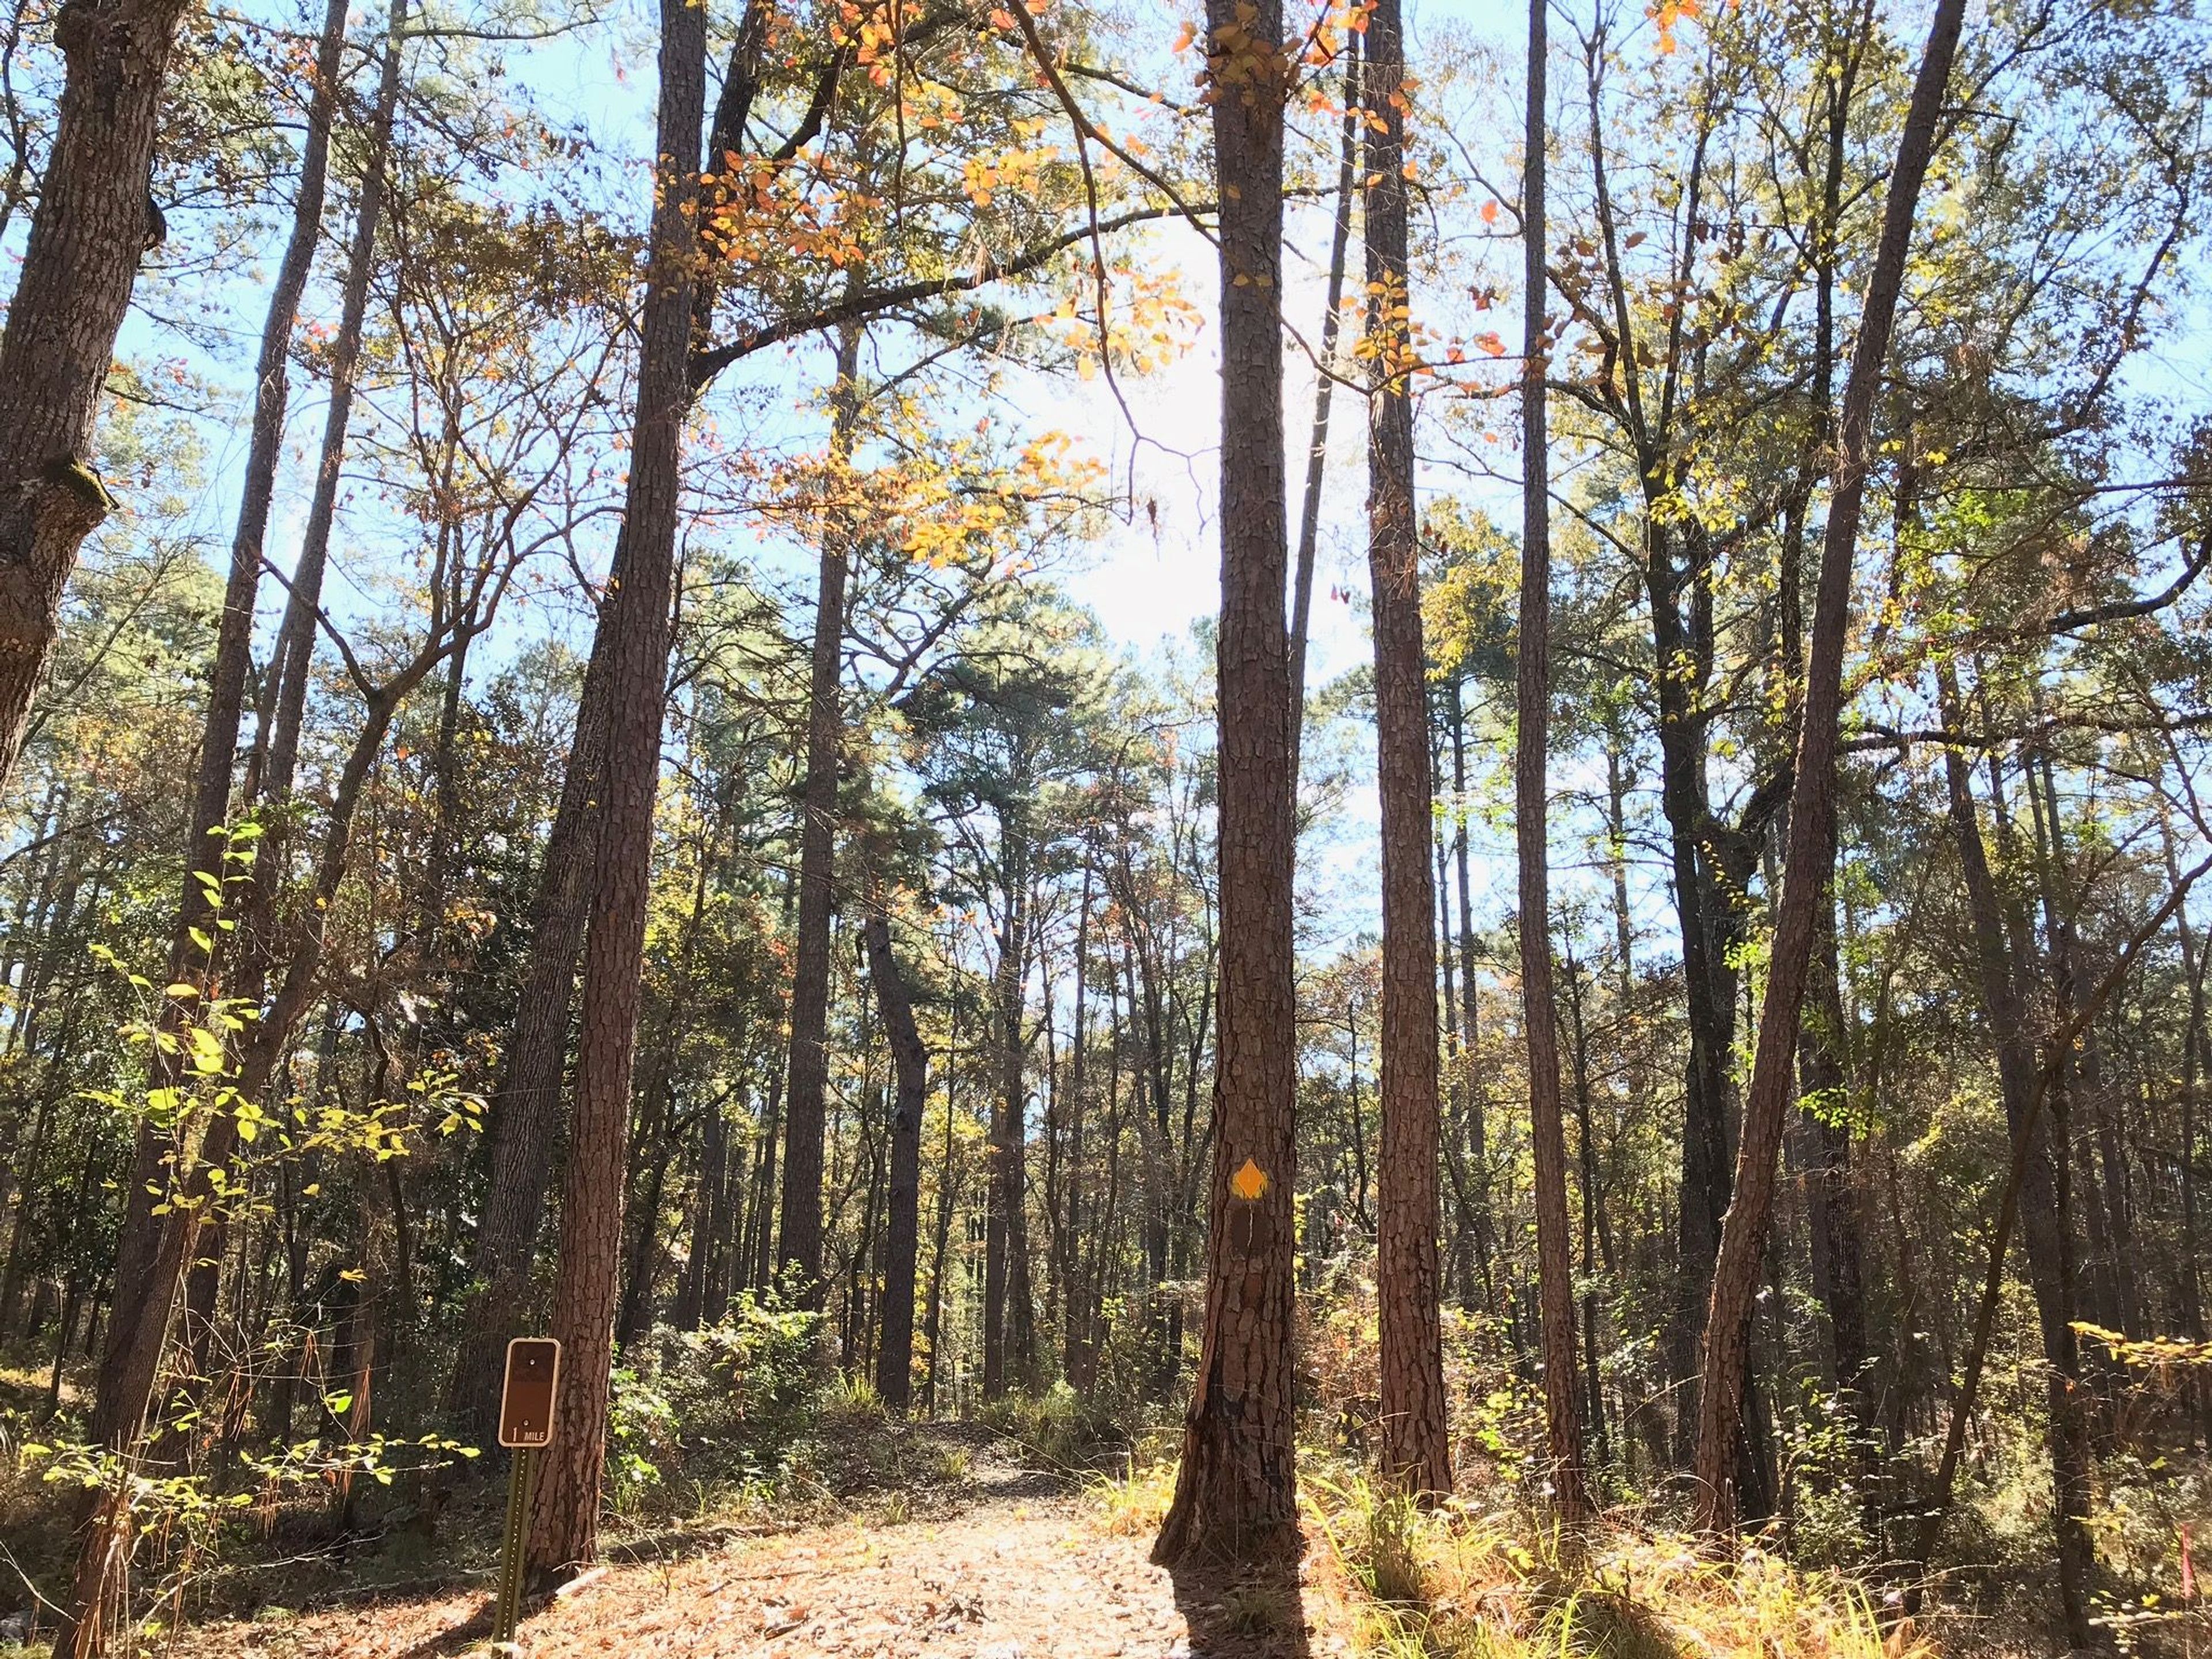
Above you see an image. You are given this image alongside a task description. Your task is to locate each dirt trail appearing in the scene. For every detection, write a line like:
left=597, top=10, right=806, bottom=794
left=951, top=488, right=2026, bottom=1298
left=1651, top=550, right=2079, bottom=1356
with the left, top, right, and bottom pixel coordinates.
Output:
left=181, top=1434, right=1346, bottom=1659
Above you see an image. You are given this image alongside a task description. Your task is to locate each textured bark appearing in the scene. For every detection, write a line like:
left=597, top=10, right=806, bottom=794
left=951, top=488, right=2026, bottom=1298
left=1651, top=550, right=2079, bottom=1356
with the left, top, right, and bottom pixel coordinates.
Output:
left=1689, top=0, right=1965, bottom=1534
left=1153, top=0, right=1299, bottom=1567
left=1513, top=0, right=1588, bottom=1522
left=523, top=0, right=702, bottom=1575
left=775, top=321, right=863, bottom=1304
left=1364, top=0, right=1449, bottom=1505
left=0, top=0, right=192, bottom=796
left=865, top=912, right=926, bottom=1410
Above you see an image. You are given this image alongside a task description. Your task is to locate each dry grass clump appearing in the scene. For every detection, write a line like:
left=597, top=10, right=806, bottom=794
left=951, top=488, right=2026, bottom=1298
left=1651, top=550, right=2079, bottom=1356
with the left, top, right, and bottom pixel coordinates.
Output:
left=1087, top=1459, right=1928, bottom=1658
left=1308, top=1474, right=1931, bottom=1659
left=1090, top=1455, right=1178, bottom=1537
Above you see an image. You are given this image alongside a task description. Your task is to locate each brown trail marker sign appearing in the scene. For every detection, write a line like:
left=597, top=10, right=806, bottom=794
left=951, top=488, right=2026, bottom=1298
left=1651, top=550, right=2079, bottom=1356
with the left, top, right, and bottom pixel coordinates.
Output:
left=493, top=1338, right=560, bottom=1649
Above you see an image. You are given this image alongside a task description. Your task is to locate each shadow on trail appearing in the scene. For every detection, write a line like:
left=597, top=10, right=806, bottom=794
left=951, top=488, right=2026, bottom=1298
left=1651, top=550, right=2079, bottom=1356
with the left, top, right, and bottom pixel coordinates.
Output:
left=392, top=1598, right=493, bottom=1659
left=1163, top=1548, right=1313, bottom=1658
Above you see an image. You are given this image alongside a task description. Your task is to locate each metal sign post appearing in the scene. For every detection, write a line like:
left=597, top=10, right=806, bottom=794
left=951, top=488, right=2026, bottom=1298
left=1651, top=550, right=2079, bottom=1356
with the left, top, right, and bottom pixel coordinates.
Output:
left=492, top=1338, right=560, bottom=1650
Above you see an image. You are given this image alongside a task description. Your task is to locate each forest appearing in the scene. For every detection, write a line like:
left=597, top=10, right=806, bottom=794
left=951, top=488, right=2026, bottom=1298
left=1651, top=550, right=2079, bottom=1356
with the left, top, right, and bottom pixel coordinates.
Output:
left=0, top=0, right=2209, bottom=1653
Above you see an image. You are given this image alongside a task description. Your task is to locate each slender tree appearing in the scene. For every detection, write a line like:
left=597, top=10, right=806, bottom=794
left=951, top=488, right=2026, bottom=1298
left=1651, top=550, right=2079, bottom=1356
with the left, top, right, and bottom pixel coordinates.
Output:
left=48, top=11, right=349, bottom=1643
left=865, top=910, right=926, bottom=1410
left=1363, top=0, right=1450, bottom=1503
left=776, top=319, right=865, bottom=1304
left=1514, top=0, right=1590, bottom=1525
left=1690, top=0, right=1969, bottom=1534
left=1287, top=33, right=1360, bottom=782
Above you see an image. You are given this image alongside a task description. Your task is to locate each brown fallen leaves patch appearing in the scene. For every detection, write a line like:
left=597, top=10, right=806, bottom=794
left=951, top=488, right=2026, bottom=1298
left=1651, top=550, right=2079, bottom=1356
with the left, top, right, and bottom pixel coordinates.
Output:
left=177, top=1495, right=1351, bottom=1658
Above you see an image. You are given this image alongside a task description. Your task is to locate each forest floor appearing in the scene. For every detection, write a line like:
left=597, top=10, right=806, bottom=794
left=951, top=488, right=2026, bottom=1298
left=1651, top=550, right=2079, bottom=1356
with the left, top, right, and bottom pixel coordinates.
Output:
left=171, top=1424, right=1350, bottom=1659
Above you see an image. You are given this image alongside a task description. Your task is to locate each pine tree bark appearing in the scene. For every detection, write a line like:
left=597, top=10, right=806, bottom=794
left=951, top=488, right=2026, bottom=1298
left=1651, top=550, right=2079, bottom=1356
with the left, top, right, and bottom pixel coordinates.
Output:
left=1513, top=0, right=1589, bottom=1522
left=1364, top=0, right=1449, bottom=1505
left=775, top=320, right=864, bottom=1305
left=1153, top=0, right=1300, bottom=1569
left=522, top=0, right=702, bottom=1575
left=864, top=912, right=926, bottom=1410
left=449, top=0, right=806, bottom=1423
left=1690, top=0, right=1966, bottom=1534
left=0, top=0, right=194, bottom=794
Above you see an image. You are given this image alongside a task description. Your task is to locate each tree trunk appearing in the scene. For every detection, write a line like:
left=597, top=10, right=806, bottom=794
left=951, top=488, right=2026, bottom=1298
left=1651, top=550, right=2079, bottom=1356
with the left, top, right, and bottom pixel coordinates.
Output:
left=923, top=1016, right=960, bottom=1414
left=0, top=0, right=193, bottom=794
left=251, top=0, right=412, bottom=801
left=676, top=1101, right=729, bottom=1331
left=1689, top=0, right=1966, bottom=1534
left=171, top=0, right=349, bottom=991
left=1798, top=910, right=1873, bottom=1456
left=2161, top=804, right=2208, bottom=1424
left=775, top=320, right=864, bottom=1304
left=1512, top=0, right=1589, bottom=1521
left=446, top=630, right=611, bottom=1431
left=523, top=0, right=702, bottom=1576
left=1286, top=34, right=1360, bottom=782
left=1153, top=0, right=1299, bottom=1568
left=864, top=912, right=926, bottom=1410
left=1364, top=0, right=1449, bottom=1505
left=1450, top=684, right=1497, bottom=1309
left=46, top=7, right=349, bottom=1637
left=1919, top=664, right=2096, bottom=1644
left=984, top=837, right=1038, bottom=1399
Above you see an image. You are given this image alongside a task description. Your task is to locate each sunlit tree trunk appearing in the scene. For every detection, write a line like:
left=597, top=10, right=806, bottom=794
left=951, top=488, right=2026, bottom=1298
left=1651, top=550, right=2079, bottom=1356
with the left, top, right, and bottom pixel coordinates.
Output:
left=777, top=320, right=865, bottom=1304
left=1690, top=0, right=1966, bottom=1535
left=1364, top=0, right=1449, bottom=1504
left=523, top=0, right=703, bottom=1575
left=1512, top=0, right=1588, bottom=1521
